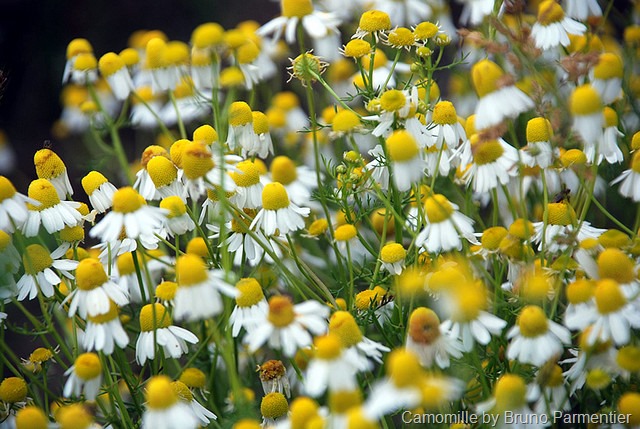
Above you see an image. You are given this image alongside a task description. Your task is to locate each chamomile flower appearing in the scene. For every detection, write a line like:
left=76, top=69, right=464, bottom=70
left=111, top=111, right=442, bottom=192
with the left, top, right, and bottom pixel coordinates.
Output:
left=142, top=375, right=198, bottom=429
left=83, top=300, right=129, bottom=355
left=23, top=179, right=82, bottom=237
left=55, top=404, right=97, bottom=429
left=16, top=244, right=78, bottom=301
left=564, top=278, right=596, bottom=330
left=269, top=156, right=317, bottom=207
left=230, top=160, right=264, bottom=209
left=113, top=251, right=160, bottom=303
left=170, top=380, right=217, bottom=426
left=146, top=154, right=185, bottom=201
left=531, top=0, right=586, bottom=50
left=34, top=148, right=74, bottom=199
left=81, top=171, right=117, bottom=213
left=590, top=53, right=624, bottom=106
left=174, top=254, right=239, bottom=322
left=304, top=334, right=360, bottom=397
left=14, top=406, right=49, bottom=429
left=136, top=303, right=199, bottom=365
left=250, top=182, right=310, bottom=236
left=405, top=307, right=463, bottom=369
left=471, top=59, right=534, bottom=130
left=89, top=187, right=167, bottom=243
left=159, top=196, right=195, bottom=237
left=261, top=392, right=289, bottom=426
left=64, top=257, right=129, bottom=318
left=130, top=86, right=163, bottom=129
left=597, top=107, right=624, bottom=164
left=257, top=0, right=341, bottom=45
left=352, top=9, right=392, bottom=41
left=98, top=52, right=134, bottom=100
left=476, top=373, right=543, bottom=429
left=379, top=242, right=407, bottom=275
left=68, top=52, right=98, bottom=85
left=428, top=100, right=466, bottom=149
left=563, top=0, right=602, bottom=21
left=415, top=193, right=477, bottom=254
left=464, top=136, right=519, bottom=194
left=612, top=150, right=640, bottom=201
left=521, top=117, right=556, bottom=168
left=230, top=278, right=269, bottom=337
left=370, top=88, right=427, bottom=146
left=570, top=84, right=603, bottom=160
left=0, top=376, right=28, bottom=411
left=506, top=305, right=571, bottom=367
left=134, top=145, right=169, bottom=200
left=0, top=176, right=35, bottom=232
left=385, top=130, right=427, bottom=192
left=63, top=352, right=102, bottom=400
left=369, top=0, right=433, bottom=27
left=247, top=111, right=274, bottom=159
left=63, top=38, right=93, bottom=84
left=246, top=295, right=329, bottom=357
left=181, top=140, right=237, bottom=200
left=329, top=311, right=390, bottom=371
left=526, top=363, right=571, bottom=415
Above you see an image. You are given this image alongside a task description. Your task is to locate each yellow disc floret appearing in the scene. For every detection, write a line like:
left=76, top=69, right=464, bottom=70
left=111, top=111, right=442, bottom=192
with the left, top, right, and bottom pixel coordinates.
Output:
left=387, top=349, right=423, bottom=388
left=98, top=52, right=125, bottom=76
left=472, top=138, right=504, bottom=165
left=229, top=101, right=253, bottom=127
left=56, top=404, right=93, bottom=429
left=547, top=202, right=576, bottom=226
left=329, top=311, right=363, bottom=347
left=159, top=196, right=186, bottom=218
left=0, top=377, right=27, bottom=403
left=73, top=53, right=97, bottom=71
left=358, top=10, right=391, bottom=33
left=332, top=110, right=361, bottom=132
left=594, top=279, right=626, bottom=314
left=15, top=406, right=48, bottom=429
left=281, top=0, right=313, bottom=18
left=481, top=226, right=508, bottom=250
left=270, top=156, right=298, bottom=185
left=182, top=141, right=214, bottom=180
left=432, top=101, right=457, bottom=125
left=112, top=187, right=144, bottom=214
left=140, top=303, right=172, bottom=331
left=343, top=39, right=372, bottom=59
left=74, top=353, right=102, bottom=381
left=179, top=367, right=207, bottom=389
left=526, top=117, right=552, bottom=143
left=387, top=27, right=415, bottom=48
left=537, top=0, right=565, bottom=25
left=235, top=277, right=265, bottom=307
left=76, top=258, right=108, bottom=290
left=66, top=38, right=92, bottom=59
left=0, top=176, right=17, bottom=201
left=267, top=295, right=295, bottom=327
left=494, top=374, right=526, bottom=411
left=408, top=307, right=441, bottom=344
left=28, top=179, right=60, bottom=210
left=155, top=280, right=177, bottom=302
left=193, top=125, right=218, bottom=145
left=147, top=156, right=177, bottom=188
left=314, top=334, right=343, bottom=360
left=617, top=346, right=640, bottom=373
left=570, top=84, right=601, bottom=116
left=597, top=248, right=634, bottom=283
left=380, top=242, right=406, bottom=263
left=618, top=392, right=640, bottom=426
left=566, top=278, right=595, bottom=304
left=424, top=194, right=454, bottom=223
left=23, top=244, right=53, bottom=275
left=191, top=22, right=224, bottom=49
left=261, top=391, right=289, bottom=419
left=290, top=397, right=320, bottom=429
left=176, top=253, right=208, bottom=286
left=450, top=282, right=486, bottom=322
left=334, top=224, right=357, bottom=242
left=593, top=53, right=623, bottom=80
left=471, top=59, right=505, bottom=97
left=252, top=111, right=270, bottom=135
left=517, top=305, right=549, bottom=337
left=34, top=149, right=66, bottom=180
left=146, top=375, right=178, bottom=409
left=386, top=130, right=419, bottom=162
left=81, top=171, right=108, bottom=196
left=379, top=89, right=406, bottom=113
left=262, top=182, right=290, bottom=210
left=231, top=160, right=261, bottom=188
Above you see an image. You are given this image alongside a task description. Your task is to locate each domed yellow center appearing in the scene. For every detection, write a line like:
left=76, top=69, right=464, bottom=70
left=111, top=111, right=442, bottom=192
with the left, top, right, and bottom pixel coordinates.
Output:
left=98, top=52, right=125, bottom=76
left=262, top=182, right=290, bottom=210
left=182, top=141, right=214, bottom=180
left=432, top=101, right=457, bottom=125
left=424, top=194, right=454, bottom=223
left=472, top=139, right=504, bottom=165
left=472, top=59, right=505, bottom=97
left=594, top=279, right=626, bottom=314
left=147, top=156, right=177, bottom=188
left=408, top=307, right=441, bottom=344
left=494, top=374, right=526, bottom=410
left=314, top=334, right=342, bottom=360
left=81, top=171, right=108, bottom=196
left=537, top=0, right=565, bottom=25
left=229, top=101, right=253, bottom=127
left=76, top=258, right=108, bottom=290
left=139, top=303, right=172, bottom=331
left=28, top=179, right=60, bottom=210
left=112, top=187, right=144, bottom=214
left=160, top=196, right=186, bottom=218
left=231, top=161, right=261, bottom=188
left=179, top=367, right=207, bottom=389
left=146, top=376, right=179, bottom=409
left=34, top=149, right=66, bottom=180
left=380, top=89, right=406, bottom=113
left=329, top=311, right=363, bottom=347
left=597, top=248, right=634, bottom=283
left=74, top=353, right=102, bottom=380
left=235, top=277, right=265, bottom=307
left=0, top=377, right=28, bottom=403
left=23, top=244, right=53, bottom=275
left=547, top=202, right=576, bottom=226
left=387, top=349, right=423, bottom=388
left=517, top=305, right=549, bottom=337
left=261, top=392, right=289, bottom=419
left=386, top=130, right=419, bottom=162
left=570, top=85, right=601, bottom=116
left=358, top=10, right=391, bottom=33
left=267, top=295, right=295, bottom=327
left=526, top=117, right=552, bottom=143
left=176, top=254, right=208, bottom=286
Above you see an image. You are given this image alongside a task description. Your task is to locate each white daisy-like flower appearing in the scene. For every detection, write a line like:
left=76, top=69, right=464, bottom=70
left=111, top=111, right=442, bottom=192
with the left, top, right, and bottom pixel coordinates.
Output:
left=440, top=282, right=507, bottom=352
left=171, top=380, right=217, bottom=426
left=159, top=196, right=195, bottom=238
left=329, top=311, right=390, bottom=372
left=563, top=0, right=602, bottom=21
left=181, top=141, right=239, bottom=200
left=82, top=300, right=129, bottom=355
left=142, top=376, right=199, bottom=429
left=257, top=0, right=341, bottom=45
left=0, top=230, right=20, bottom=281
left=173, top=254, right=239, bottom=322
left=531, top=0, right=586, bottom=50
left=226, top=101, right=257, bottom=153
left=34, top=148, right=74, bottom=199
left=145, top=155, right=186, bottom=202
left=506, top=305, right=571, bottom=367
left=405, top=307, right=464, bottom=369
left=230, top=160, right=264, bottom=209
left=136, top=303, right=199, bottom=365
left=0, top=176, right=36, bottom=233
left=16, top=244, right=78, bottom=301
left=471, top=59, right=534, bottom=130
left=130, top=86, right=164, bottom=129
left=522, top=117, right=557, bottom=169
left=369, top=88, right=429, bottom=147
left=63, top=353, right=103, bottom=400
left=229, top=278, right=269, bottom=337
left=384, top=130, right=428, bottom=192
left=569, top=84, right=603, bottom=159
left=112, top=250, right=166, bottom=303
left=364, top=145, right=390, bottom=191
left=562, top=332, right=618, bottom=395
left=64, top=258, right=128, bottom=318
left=250, top=182, right=310, bottom=236
left=590, top=53, right=623, bottom=105
left=611, top=150, right=640, bottom=201
left=81, top=171, right=118, bottom=213
left=595, top=107, right=624, bottom=165
left=268, top=156, right=317, bottom=208
left=564, top=278, right=596, bottom=331
left=89, top=186, right=167, bottom=243
left=133, top=146, right=170, bottom=200
left=62, top=38, right=93, bottom=83
left=415, top=193, right=478, bottom=254
left=160, top=81, right=210, bottom=127
left=379, top=242, right=407, bottom=275
left=245, top=111, right=274, bottom=159
left=526, top=364, right=571, bottom=416
left=98, top=52, right=134, bottom=100
left=428, top=100, right=466, bottom=149
left=463, top=136, right=519, bottom=194
left=246, top=295, right=329, bottom=357
left=304, top=334, right=360, bottom=397
left=22, top=179, right=82, bottom=237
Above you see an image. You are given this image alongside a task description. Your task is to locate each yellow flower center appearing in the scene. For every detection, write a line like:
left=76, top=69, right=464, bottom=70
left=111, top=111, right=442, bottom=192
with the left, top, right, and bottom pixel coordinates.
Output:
left=74, top=352, right=102, bottom=380
left=159, top=196, right=186, bottom=218
left=146, top=375, right=179, bottom=409
left=267, top=295, right=295, bottom=327
left=186, top=237, right=208, bottom=258
left=332, top=110, right=361, bottom=132
left=537, top=0, right=565, bottom=25
left=0, top=231, right=10, bottom=252
left=193, top=125, right=218, bottom=145
left=408, top=307, right=441, bottom=344
left=599, top=229, right=631, bottom=248
left=603, top=106, right=618, bottom=128
left=617, top=346, right=640, bottom=373
left=23, top=244, right=53, bottom=275
left=508, top=218, right=534, bottom=240
left=343, top=39, right=371, bottom=59
left=73, top=52, right=97, bottom=71
left=472, top=138, right=504, bottom=165
left=81, top=171, right=108, bottom=196
left=290, top=397, right=320, bottom=429
left=75, top=258, right=108, bottom=291
left=586, top=369, right=610, bottom=390
left=229, top=101, right=253, bottom=127
left=334, top=224, right=357, bottom=242
left=432, top=101, right=457, bottom=125
left=481, top=226, right=508, bottom=250
left=112, top=186, right=144, bottom=214
left=262, top=182, right=291, bottom=210
left=28, top=179, right=60, bottom=210
left=234, top=419, right=262, bottom=429
left=547, top=202, right=576, bottom=226
left=15, top=406, right=48, bottom=429
left=251, top=111, right=270, bottom=136
left=0, top=176, right=17, bottom=202
left=98, top=52, right=124, bottom=77
left=494, top=374, right=526, bottom=410
left=424, top=194, right=454, bottom=223
left=119, top=48, right=139, bottom=66
left=471, top=59, right=505, bottom=97
left=631, top=151, right=640, bottom=173
left=593, top=52, right=623, bottom=80
left=387, top=349, right=423, bottom=388
left=388, top=27, right=415, bottom=47
left=171, top=380, right=193, bottom=402
left=346, top=408, right=378, bottom=429
left=145, top=38, right=167, bottom=69
left=56, top=404, right=93, bottom=429
left=520, top=272, right=552, bottom=302
left=258, top=359, right=287, bottom=383
left=29, top=347, right=54, bottom=364
left=560, top=148, right=587, bottom=167
left=147, top=156, right=177, bottom=188
left=358, top=10, right=391, bottom=33
left=237, top=41, right=260, bottom=65
left=155, top=281, right=177, bottom=302
left=329, top=389, right=362, bottom=414
left=34, top=149, right=66, bottom=180
left=273, top=91, right=300, bottom=110
left=191, top=22, right=224, bottom=49
left=395, top=268, right=427, bottom=298
left=618, top=393, right=640, bottom=426
left=464, top=115, right=477, bottom=137
left=379, top=89, right=406, bottom=113
left=66, top=38, right=92, bottom=59
left=231, top=161, right=261, bottom=188
left=176, top=254, right=208, bottom=286
left=517, top=305, right=549, bottom=337
left=380, top=242, right=406, bottom=263
left=179, top=367, right=207, bottom=389
left=140, top=145, right=168, bottom=169
left=182, top=141, right=214, bottom=180
left=235, top=277, right=265, bottom=307
left=307, top=218, right=329, bottom=236
left=414, top=21, right=439, bottom=40
left=329, top=311, right=363, bottom=347
left=87, top=300, right=119, bottom=324
left=261, top=392, right=289, bottom=419
left=354, top=286, right=387, bottom=310
left=281, top=0, right=313, bottom=18
left=220, top=66, right=246, bottom=88
left=566, top=278, right=595, bottom=304
left=526, top=117, right=552, bottom=143
left=451, top=283, right=486, bottom=322
left=314, top=334, right=343, bottom=360
left=595, top=279, right=626, bottom=314
left=169, top=138, right=189, bottom=168
left=231, top=209, right=255, bottom=233
left=116, top=252, right=136, bottom=276
left=598, top=248, right=634, bottom=283
left=570, top=84, right=602, bottom=116
left=386, top=130, right=419, bottom=162
left=270, top=156, right=297, bottom=185
left=0, top=377, right=27, bottom=403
